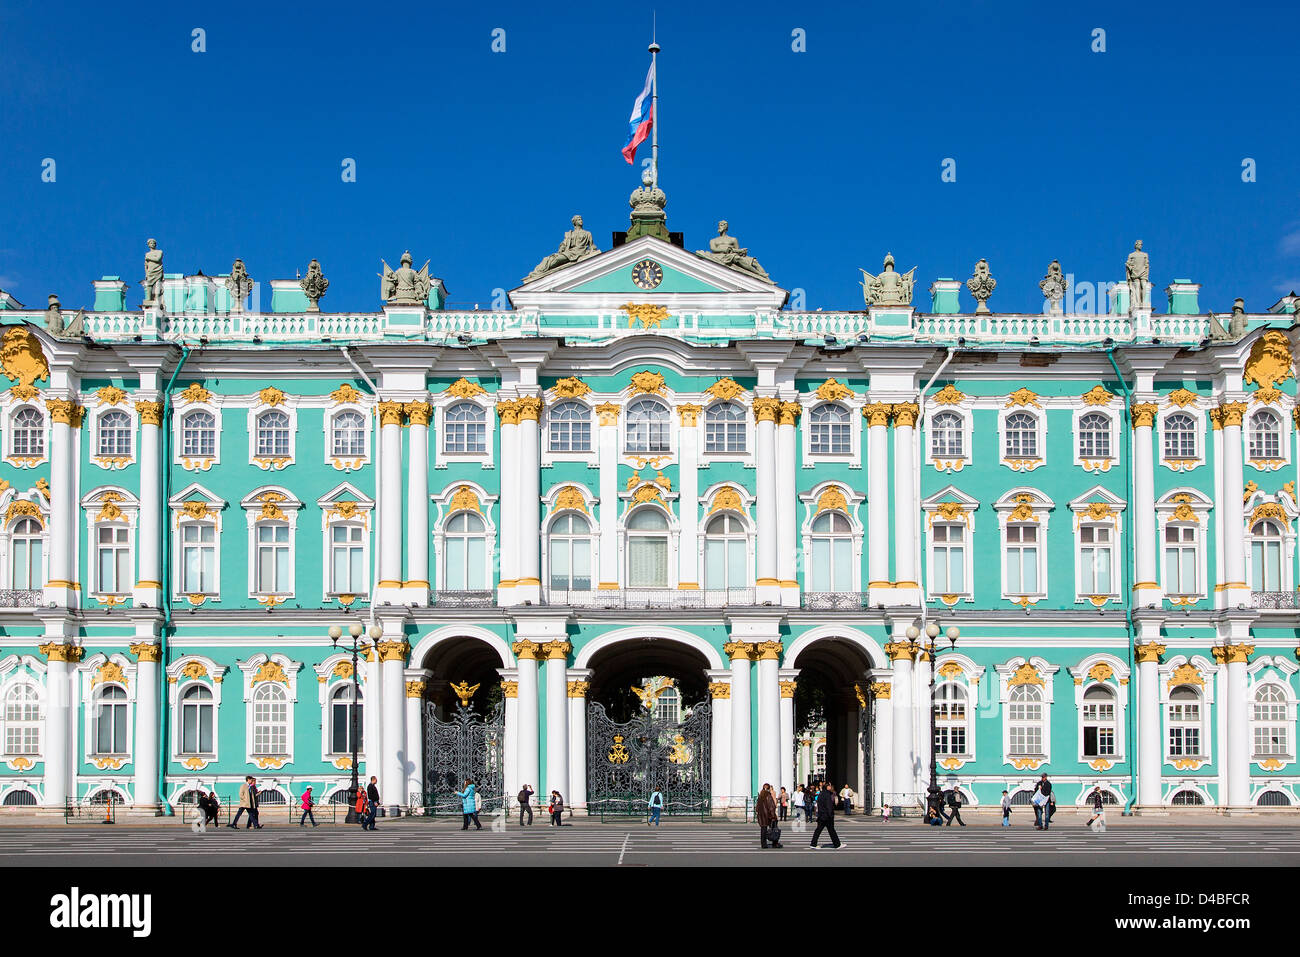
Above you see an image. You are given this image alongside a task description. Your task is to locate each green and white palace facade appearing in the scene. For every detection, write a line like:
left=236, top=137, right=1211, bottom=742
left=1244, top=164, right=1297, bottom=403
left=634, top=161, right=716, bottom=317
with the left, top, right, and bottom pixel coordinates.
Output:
left=0, top=220, right=1297, bottom=816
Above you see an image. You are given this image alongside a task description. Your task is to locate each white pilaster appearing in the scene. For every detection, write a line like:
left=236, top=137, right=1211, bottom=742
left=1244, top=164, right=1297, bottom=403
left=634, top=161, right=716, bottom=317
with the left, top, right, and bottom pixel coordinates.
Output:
left=1219, top=402, right=1250, bottom=607
left=133, top=399, right=163, bottom=606
left=756, top=642, right=782, bottom=789
left=778, top=670, right=797, bottom=791
left=496, top=400, right=520, bottom=603
left=596, top=404, right=620, bottom=591
left=375, top=401, right=404, bottom=604
left=513, top=642, right=542, bottom=796
left=378, top=631, right=408, bottom=814
left=130, top=635, right=161, bottom=810
left=677, top=406, right=700, bottom=589
left=1134, top=630, right=1164, bottom=809
left=44, top=400, right=78, bottom=606
left=364, top=647, right=383, bottom=781
left=515, top=397, right=543, bottom=604
left=891, top=402, right=920, bottom=605
left=499, top=668, right=519, bottom=801
left=567, top=668, right=591, bottom=811
left=726, top=642, right=753, bottom=805
left=1218, top=621, right=1255, bottom=808
left=866, top=405, right=892, bottom=604
left=914, top=645, right=932, bottom=796
left=404, top=401, right=431, bottom=605
left=707, top=671, right=732, bottom=810
left=404, top=672, right=428, bottom=809
left=870, top=675, right=894, bottom=808
left=543, top=640, right=570, bottom=800
left=887, top=631, right=915, bottom=802
left=1131, top=402, right=1161, bottom=606
left=777, top=402, right=800, bottom=605
left=753, top=398, right=780, bottom=602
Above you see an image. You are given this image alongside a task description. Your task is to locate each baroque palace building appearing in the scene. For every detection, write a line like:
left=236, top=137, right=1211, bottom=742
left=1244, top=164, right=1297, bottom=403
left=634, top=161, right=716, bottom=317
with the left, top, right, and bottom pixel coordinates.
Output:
left=0, top=191, right=1297, bottom=816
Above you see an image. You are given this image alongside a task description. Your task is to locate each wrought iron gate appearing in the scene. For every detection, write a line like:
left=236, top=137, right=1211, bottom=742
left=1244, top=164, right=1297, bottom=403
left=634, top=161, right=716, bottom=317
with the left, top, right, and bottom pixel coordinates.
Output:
left=587, top=700, right=711, bottom=817
left=423, top=702, right=504, bottom=815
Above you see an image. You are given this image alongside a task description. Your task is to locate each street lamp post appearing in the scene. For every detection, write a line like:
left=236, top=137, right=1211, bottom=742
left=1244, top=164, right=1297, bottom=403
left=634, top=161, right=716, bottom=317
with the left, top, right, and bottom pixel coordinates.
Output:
left=330, top=621, right=383, bottom=824
left=907, top=621, right=960, bottom=815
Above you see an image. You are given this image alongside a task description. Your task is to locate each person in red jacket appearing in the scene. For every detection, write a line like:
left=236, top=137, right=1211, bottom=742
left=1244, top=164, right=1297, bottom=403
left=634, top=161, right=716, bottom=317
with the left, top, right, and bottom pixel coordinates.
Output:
left=299, top=786, right=318, bottom=827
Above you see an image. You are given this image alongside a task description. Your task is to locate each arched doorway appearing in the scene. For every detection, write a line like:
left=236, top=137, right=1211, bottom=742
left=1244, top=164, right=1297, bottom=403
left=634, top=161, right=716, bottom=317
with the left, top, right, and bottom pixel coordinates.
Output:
left=583, top=637, right=714, bottom=818
left=417, top=634, right=510, bottom=814
left=789, top=636, right=875, bottom=810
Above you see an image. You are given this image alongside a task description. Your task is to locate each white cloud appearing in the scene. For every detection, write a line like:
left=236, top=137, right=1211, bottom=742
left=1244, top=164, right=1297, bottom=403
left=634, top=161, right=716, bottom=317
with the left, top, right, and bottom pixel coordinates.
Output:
left=1281, top=230, right=1300, bottom=257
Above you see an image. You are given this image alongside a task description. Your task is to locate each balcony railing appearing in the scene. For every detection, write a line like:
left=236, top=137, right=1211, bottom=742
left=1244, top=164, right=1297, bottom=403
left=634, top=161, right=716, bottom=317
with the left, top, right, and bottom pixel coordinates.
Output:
left=801, top=592, right=869, bottom=610
left=1252, top=590, right=1300, bottom=609
left=0, top=590, right=44, bottom=608
left=431, top=590, right=495, bottom=608
left=545, top=588, right=756, bottom=610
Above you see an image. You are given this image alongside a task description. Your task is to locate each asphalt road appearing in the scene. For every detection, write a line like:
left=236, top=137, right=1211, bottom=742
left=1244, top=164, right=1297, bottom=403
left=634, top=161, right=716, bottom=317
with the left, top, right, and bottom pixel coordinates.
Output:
left=5, top=819, right=1300, bottom=866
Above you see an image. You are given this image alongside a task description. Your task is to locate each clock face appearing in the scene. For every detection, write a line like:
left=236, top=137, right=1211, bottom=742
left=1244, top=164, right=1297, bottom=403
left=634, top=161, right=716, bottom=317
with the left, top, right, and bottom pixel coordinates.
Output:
left=631, top=259, right=664, bottom=290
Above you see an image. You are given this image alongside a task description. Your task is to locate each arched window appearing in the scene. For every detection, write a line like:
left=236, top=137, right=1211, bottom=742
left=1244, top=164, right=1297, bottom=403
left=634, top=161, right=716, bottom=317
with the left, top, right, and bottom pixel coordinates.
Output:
left=12, top=408, right=44, bottom=457
left=1078, top=524, right=1113, bottom=595
left=652, top=685, right=681, bottom=723
left=933, top=682, right=967, bottom=756
left=704, top=403, right=746, bottom=453
left=1249, top=410, right=1282, bottom=459
left=330, top=524, right=366, bottom=595
left=256, top=789, right=287, bottom=806
left=9, top=518, right=43, bottom=590
left=626, top=508, right=669, bottom=588
left=625, top=399, right=670, bottom=454
left=1257, top=790, right=1292, bottom=807
left=1, top=789, right=36, bottom=807
left=1004, top=523, right=1039, bottom=594
left=548, top=401, right=591, bottom=453
left=809, top=512, right=852, bottom=592
left=93, top=685, right=128, bottom=755
left=444, top=402, right=486, bottom=454
left=1252, top=684, right=1289, bottom=758
left=331, top=411, right=366, bottom=458
left=1167, top=686, right=1202, bottom=757
left=1007, top=684, right=1044, bottom=757
left=1170, top=789, right=1204, bottom=806
left=810, top=404, right=849, bottom=455
left=256, top=410, right=291, bottom=458
left=251, top=683, right=289, bottom=755
left=1163, top=412, right=1197, bottom=459
left=1250, top=520, right=1284, bottom=592
left=814, top=743, right=827, bottom=775
left=1010, top=790, right=1035, bottom=806
left=180, top=522, right=216, bottom=594
left=97, top=410, right=133, bottom=457
left=1004, top=412, right=1038, bottom=459
left=548, top=513, right=592, bottom=592
left=3, top=684, right=40, bottom=755
left=930, top=411, right=963, bottom=458
left=179, top=684, right=214, bottom=755
left=1163, top=523, right=1199, bottom=595
left=1082, top=684, right=1117, bottom=757
left=329, top=683, right=363, bottom=755
left=254, top=523, right=291, bottom=594
left=444, top=512, right=488, bottom=590
left=704, top=513, right=748, bottom=591
left=1078, top=412, right=1111, bottom=459
left=95, top=524, right=131, bottom=595
left=931, top=522, right=965, bottom=594
left=181, top=410, right=216, bottom=458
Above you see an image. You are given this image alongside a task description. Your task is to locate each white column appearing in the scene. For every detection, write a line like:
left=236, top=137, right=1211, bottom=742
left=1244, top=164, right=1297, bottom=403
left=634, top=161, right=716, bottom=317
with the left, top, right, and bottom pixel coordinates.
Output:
left=404, top=675, right=426, bottom=809
left=363, top=648, right=383, bottom=781
left=866, top=404, right=892, bottom=603
left=597, top=404, right=620, bottom=592
left=378, top=637, right=408, bottom=813
left=404, top=402, right=431, bottom=604
left=499, top=669, right=519, bottom=801
left=1219, top=403, right=1250, bottom=606
left=543, top=641, right=570, bottom=800
left=1131, top=403, right=1161, bottom=606
left=707, top=672, right=731, bottom=810
left=777, top=403, right=800, bottom=606
left=892, top=403, right=919, bottom=605
left=515, top=397, right=543, bottom=604
left=726, top=642, right=753, bottom=805
left=798, top=736, right=812, bottom=786
left=514, top=643, right=541, bottom=795
left=496, top=401, right=519, bottom=603
left=1223, top=642, right=1254, bottom=807
left=131, top=640, right=161, bottom=809
left=887, top=636, right=915, bottom=802
left=871, top=678, right=894, bottom=809
left=376, top=401, right=404, bottom=601
left=41, top=648, right=72, bottom=806
left=1135, top=639, right=1164, bottom=808
left=779, top=673, right=797, bottom=791
left=44, top=400, right=78, bottom=605
left=133, top=400, right=163, bottom=606
left=754, top=399, right=779, bottom=602
left=755, top=642, right=782, bottom=789
left=678, top=406, right=700, bottom=589
left=914, top=644, right=932, bottom=795
left=567, top=669, right=591, bottom=811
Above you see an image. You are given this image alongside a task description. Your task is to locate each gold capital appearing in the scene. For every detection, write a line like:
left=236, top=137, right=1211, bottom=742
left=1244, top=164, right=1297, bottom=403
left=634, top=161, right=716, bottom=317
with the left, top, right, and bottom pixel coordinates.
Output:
left=868, top=681, right=891, bottom=699
left=891, top=402, right=920, bottom=428
left=45, top=398, right=78, bottom=426
left=1218, top=401, right=1247, bottom=428
left=501, top=680, right=519, bottom=698
left=1129, top=402, right=1158, bottom=429
left=377, top=401, right=405, bottom=427
left=567, top=679, right=590, bottom=698
left=511, top=640, right=541, bottom=661
left=708, top=681, right=731, bottom=699
left=864, top=402, right=893, bottom=428
left=755, top=640, right=784, bottom=661
left=778, top=401, right=802, bottom=426
left=38, top=642, right=84, bottom=663
left=129, top=642, right=162, bottom=663
left=405, top=679, right=428, bottom=698
left=376, top=640, right=410, bottom=663
left=541, top=640, right=572, bottom=660
left=779, top=679, right=797, bottom=698
left=884, top=641, right=916, bottom=662
left=516, top=396, right=543, bottom=421
left=723, top=640, right=756, bottom=661
left=595, top=402, right=620, bottom=427
left=1134, top=642, right=1166, bottom=664
left=404, top=401, right=432, bottom=427
left=752, top=396, right=781, bottom=423
left=135, top=400, right=163, bottom=426
left=678, top=403, right=702, bottom=427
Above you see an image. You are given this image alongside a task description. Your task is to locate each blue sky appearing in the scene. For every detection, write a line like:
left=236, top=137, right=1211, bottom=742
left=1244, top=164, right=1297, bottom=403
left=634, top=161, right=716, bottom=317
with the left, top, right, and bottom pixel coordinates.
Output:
left=1, top=0, right=1297, bottom=313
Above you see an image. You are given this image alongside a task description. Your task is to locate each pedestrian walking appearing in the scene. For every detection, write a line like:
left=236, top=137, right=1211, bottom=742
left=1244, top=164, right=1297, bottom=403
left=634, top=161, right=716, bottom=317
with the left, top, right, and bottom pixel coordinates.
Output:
left=354, top=787, right=369, bottom=829
left=247, top=777, right=263, bottom=829
left=757, top=783, right=783, bottom=849
left=1085, top=787, right=1107, bottom=832
left=1001, top=789, right=1012, bottom=827
left=1047, top=791, right=1058, bottom=827
left=792, top=785, right=806, bottom=822
left=457, top=779, right=482, bottom=831
left=647, top=789, right=663, bottom=826
left=944, top=788, right=966, bottom=827
left=228, top=775, right=255, bottom=828
left=1032, top=773, right=1053, bottom=830
left=840, top=785, right=855, bottom=815
left=299, top=786, right=318, bottom=827
left=778, top=787, right=789, bottom=821
left=517, top=784, right=534, bottom=827
left=549, top=790, right=565, bottom=826
left=881, top=803, right=891, bottom=823
left=366, top=776, right=381, bottom=821
left=809, top=782, right=843, bottom=849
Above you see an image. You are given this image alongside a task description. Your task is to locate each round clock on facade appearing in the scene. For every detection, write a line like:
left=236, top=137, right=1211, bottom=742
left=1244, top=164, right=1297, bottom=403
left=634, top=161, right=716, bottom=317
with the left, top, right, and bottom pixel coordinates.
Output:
left=631, top=259, right=664, bottom=290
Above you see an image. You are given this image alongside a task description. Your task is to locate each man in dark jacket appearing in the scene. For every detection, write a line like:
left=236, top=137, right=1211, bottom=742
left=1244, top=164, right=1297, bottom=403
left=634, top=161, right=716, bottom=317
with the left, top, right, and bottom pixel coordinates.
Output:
left=756, top=783, right=782, bottom=849
left=518, top=784, right=534, bottom=827
left=944, top=788, right=966, bottom=827
left=1034, top=774, right=1053, bottom=830
left=365, top=776, right=381, bottom=830
left=809, top=781, right=844, bottom=849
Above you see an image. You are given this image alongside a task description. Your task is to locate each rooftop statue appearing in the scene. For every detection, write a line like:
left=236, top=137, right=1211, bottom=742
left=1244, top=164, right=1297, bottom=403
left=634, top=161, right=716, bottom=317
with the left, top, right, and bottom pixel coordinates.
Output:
left=1125, top=239, right=1151, bottom=312
left=142, top=238, right=164, bottom=306
left=524, top=215, right=601, bottom=283
left=696, top=220, right=772, bottom=282
left=380, top=251, right=431, bottom=305
left=626, top=168, right=670, bottom=242
left=226, top=258, right=253, bottom=313
left=44, top=294, right=84, bottom=338
left=300, top=259, right=329, bottom=312
left=1039, top=260, right=1067, bottom=314
left=966, top=258, right=996, bottom=313
left=859, top=253, right=916, bottom=307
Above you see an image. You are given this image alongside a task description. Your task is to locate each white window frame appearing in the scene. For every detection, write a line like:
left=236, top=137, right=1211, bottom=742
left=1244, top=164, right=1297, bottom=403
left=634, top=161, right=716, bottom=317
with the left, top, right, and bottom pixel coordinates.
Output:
left=165, top=655, right=225, bottom=766
left=1068, top=490, right=1126, bottom=605
left=318, top=483, right=374, bottom=602
left=0, top=679, right=42, bottom=759
left=249, top=405, right=296, bottom=470
left=325, top=405, right=371, bottom=471
left=997, top=407, right=1046, bottom=472
left=701, top=400, right=753, bottom=462
left=434, top=392, right=495, bottom=470
left=699, top=508, right=755, bottom=597
left=1072, top=407, right=1119, bottom=472
left=803, top=401, right=857, bottom=465
left=0, top=492, right=49, bottom=595
left=925, top=406, right=972, bottom=472
left=1246, top=515, right=1293, bottom=593
left=1155, top=488, right=1212, bottom=602
left=922, top=487, right=979, bottom=604
left=621, top=504, right=678, bottom=590
left=238, top=653, right=300, bottom=767
left=1245, top=404, right=1291, bottom=471
left=314, top=653, right=367, bottom=766
left=81, top=486, right=139, bottom=601
left=994, top=489, right=1053, bottom=603
left=996, top=657, right=1059, bottom=768
left=89, top=406, right=137, bottom=469
left=543, top=508, right=597, bottom=600
left=4, top=402, right=49, bottom=467
left=1250, top=681, right=1293, bottom=762
left=1068, top=655, right=1130, bottom=763
left=623, top=397, right=674, bottom=458
left=79, top=654, right=138, bottom=763
left=168, top=484, right=226, bottom=604
left=1158, top=406, right=1204, bottom=471
left=241, top=487, right=302, bottom=601
left=431, top=483, right=498, bottom=594
left=930, top=655, right=984, bottom=767
left=1158, top=656, right=1215, bottom=766
left=541, top=399, right=597, bottom=466
left=798, top=482, right=865, bottom=594
left=934, top=681, right=972, bottom=758
left=174, top=400, right=223, bottom=471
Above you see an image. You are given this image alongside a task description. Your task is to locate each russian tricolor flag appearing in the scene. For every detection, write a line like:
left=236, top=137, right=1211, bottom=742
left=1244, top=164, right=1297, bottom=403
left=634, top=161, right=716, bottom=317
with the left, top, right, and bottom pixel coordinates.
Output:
left=621, top=62, right=655, bottom=164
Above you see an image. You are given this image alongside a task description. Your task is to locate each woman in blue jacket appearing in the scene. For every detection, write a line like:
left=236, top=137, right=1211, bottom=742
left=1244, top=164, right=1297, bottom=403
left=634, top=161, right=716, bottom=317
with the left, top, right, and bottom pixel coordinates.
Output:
left=456, top=778, right=482, bottom=831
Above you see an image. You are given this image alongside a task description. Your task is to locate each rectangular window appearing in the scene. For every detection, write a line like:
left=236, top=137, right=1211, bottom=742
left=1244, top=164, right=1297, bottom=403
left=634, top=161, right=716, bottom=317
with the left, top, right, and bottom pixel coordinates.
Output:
left=1005, top=524, right=1039, bottom=594
left=628, top=537, right=669, bottom=588
left=181, top=704, right=213, bottom=754
left=1163, top=525, right=1198, bottom=595
left=256, top=524, right=291, bottom=594
left=932, top=524, right=965, bottom=593
left=1079, top=525, right=1113, bottom=595
left=96, top=526, right=130, bottom=594
left=330, top=525, right=366, bottom=594
left=181, top=523, right=216, bottom=594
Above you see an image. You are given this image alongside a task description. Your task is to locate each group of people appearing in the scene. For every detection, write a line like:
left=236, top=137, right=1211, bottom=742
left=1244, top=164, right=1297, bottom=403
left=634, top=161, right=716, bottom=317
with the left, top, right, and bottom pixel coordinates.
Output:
left=925, top=787, right=966, bottom=826
left=514, top=784, right=567, bottom=828
left=788, top=783, right=856, bottom=821
left=757, top=781, right=846, bottom=849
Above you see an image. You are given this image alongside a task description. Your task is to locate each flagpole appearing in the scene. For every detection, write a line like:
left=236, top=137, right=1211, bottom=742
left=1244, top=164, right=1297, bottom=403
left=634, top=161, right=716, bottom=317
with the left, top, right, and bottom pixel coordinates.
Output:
left=649, top=33, right=659, bottom=189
